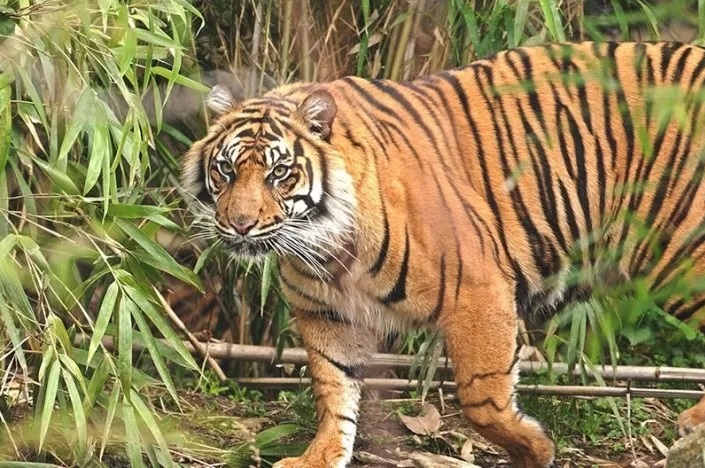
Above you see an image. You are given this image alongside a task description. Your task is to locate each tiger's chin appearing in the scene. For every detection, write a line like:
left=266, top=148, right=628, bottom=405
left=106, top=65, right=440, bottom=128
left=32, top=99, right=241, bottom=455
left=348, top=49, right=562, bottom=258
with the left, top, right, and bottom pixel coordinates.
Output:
left=221, top=237, right=272, bottom=260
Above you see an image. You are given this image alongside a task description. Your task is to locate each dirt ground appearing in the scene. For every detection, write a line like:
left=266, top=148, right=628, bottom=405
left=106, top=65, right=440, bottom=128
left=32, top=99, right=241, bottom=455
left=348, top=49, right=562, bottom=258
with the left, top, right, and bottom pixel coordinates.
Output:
left=2, top=389, right=678, bottom=467
left=176, top=390, right=672, bottom=467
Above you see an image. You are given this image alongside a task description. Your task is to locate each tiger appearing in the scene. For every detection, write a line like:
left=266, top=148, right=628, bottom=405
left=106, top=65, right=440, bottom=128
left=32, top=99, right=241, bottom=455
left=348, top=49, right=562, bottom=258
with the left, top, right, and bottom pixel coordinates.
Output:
left=181, top=41, right=705, bottom=468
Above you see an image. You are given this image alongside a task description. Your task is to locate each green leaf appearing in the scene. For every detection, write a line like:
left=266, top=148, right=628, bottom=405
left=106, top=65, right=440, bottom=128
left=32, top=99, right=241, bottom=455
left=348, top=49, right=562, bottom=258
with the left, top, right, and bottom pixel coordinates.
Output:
left=84, top=107, right=110, bottom=194
left=150, top=66, right=209, bottom=92
left=130, top=390, right=174, bottom=468
left=107, top=203, right=181, bottom=231
left=512, top=0, right=530, bottom=47
left=194, top=243, right=216, bottom=275
left=117, top=295, right=132, bottom=395
left=62, top=369, right=88, bottom=451
left=38, top=359, right=61, bottom=451
left=115, top=218, right=202, bottom=289
left=85, top=356, right=110, bottom=407
left=122, top=398, right=145, bottom=468
left=57, top=88, right=94, bottom=167
left=255, top=423, right=301, bottom=446
left=260, top=254, right=274, bottom=314
left=122, top=285, right=198, bottom=370
left=538, top=0, right=566, bottom=42
left=100, top=383, right=121, bottom=459
left=32, top=157, right=80, bottom=195
left=87, top=281, right=119, bottom=364
left=0, top=294, right=27, bottom=372
left=0, top=84, right=11, bottom=174
left=129, top=300, right=179, bottom=402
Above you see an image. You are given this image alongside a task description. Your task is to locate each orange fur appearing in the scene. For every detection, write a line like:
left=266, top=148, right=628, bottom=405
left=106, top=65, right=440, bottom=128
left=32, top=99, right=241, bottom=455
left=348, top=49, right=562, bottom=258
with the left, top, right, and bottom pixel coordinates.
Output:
left=182, top=42, right=705, bottom=467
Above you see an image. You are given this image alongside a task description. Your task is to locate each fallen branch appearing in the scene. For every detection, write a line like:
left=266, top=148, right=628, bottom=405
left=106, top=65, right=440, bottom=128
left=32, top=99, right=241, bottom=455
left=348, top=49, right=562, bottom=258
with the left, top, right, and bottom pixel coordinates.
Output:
left=233, top=377, right=705, bottom=400
left=155, top=341, right=705, bottom=384
left=74, top=337, right=705, bottom=386
left=155, top=288, right=228, bottom=382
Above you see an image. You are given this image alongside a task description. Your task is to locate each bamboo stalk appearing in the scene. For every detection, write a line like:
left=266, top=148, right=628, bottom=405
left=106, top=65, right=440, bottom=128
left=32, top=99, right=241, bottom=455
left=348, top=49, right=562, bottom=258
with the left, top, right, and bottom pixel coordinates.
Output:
left=77, top=337, right=705, bottom=385
left=233, top=377, right=704, bottom=400
left=390, top=0, right=419, bottom=80
left=279, top=0, right=293, bottom=81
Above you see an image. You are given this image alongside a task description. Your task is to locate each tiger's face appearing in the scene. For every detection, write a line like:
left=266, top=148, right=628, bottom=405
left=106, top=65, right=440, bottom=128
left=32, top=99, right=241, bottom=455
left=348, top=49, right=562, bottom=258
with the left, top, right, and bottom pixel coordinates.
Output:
left=181, top=85, right=355, bottom=271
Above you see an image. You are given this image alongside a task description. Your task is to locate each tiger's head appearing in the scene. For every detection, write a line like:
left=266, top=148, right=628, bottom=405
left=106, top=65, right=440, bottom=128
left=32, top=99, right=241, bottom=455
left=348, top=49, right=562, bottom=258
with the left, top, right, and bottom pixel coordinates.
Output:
left=181, top=84, right=356, bottom=272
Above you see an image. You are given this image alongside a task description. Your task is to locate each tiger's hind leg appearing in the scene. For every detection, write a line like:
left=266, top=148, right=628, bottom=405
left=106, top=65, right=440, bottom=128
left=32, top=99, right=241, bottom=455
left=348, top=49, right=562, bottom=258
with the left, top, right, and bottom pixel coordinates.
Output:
left=440, top=284, right=555, bottom=468
left=662, top=294, right=705, bottom=437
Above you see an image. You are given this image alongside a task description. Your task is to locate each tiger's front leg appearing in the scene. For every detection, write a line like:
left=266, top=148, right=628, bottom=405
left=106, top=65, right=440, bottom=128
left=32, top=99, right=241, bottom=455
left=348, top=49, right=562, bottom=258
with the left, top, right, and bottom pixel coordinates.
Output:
left=274, top=311, right=377, bottom=468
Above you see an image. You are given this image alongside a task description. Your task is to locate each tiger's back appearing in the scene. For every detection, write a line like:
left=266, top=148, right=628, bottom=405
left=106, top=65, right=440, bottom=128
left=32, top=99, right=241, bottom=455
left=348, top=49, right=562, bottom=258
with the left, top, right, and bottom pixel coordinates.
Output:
left=306, top=41, right=705, bottom=323
left=183, top=41, right=705, bottom=468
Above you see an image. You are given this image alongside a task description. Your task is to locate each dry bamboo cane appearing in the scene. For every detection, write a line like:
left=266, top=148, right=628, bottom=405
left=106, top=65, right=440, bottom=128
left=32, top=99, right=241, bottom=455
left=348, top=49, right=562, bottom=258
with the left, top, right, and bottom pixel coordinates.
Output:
left=233, top=377, right=705, bottom=400
left=168, top=342, right=705, bottom=384
left=78, top=336, right=705, bottom=385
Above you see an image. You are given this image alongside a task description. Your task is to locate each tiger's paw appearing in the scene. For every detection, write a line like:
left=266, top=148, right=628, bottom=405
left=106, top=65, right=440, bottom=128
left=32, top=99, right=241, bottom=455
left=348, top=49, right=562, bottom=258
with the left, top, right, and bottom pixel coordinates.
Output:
left=677, top=397, right=705, bottom=437
left=677, top=409, right=705, bottom=437
left=272, top=455, right=347, bottom=468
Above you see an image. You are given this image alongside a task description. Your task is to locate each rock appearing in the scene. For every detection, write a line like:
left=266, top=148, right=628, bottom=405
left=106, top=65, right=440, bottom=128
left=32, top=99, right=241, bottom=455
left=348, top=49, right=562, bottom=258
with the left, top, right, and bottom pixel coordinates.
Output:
left=666, top=423, right=705, bottom=468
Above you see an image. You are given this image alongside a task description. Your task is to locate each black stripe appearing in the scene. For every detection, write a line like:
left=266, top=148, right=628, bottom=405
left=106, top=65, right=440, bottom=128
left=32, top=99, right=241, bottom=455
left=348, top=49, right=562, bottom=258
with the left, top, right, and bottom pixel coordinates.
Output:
left=279, top=269, right=329, bottom=307
left=436, top=71, right=520, bottom=284
left=314, top=348, right=364, bottom=380
left=342, top=77, right=425, bottom=168
left=369, top=201, right=390, bottom=275
left=429, top=255, right=447, bottom=323
left=381, top=228, right=410, bottom=305
left=336, top=414, right=357, bottom=425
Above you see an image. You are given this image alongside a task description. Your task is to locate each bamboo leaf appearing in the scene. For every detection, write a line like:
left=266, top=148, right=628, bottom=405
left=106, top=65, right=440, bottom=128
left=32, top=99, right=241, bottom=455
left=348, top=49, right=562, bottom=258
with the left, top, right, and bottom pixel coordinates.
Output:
left=0, top=83, right=11, bottom=174
left=85, top=356, right=110, bottom=408
left=123, top=285, right=198, bottom=370
left=122, top=398, right=145, bottom=468
left=150, top=66, right=209, bottom=92
left=260, top=254, right=274, bottom=314
left=62, top=369, right=88, bottom=451
left=38, top=359, right=61, bottom=451
left=538, top=0, right=566, bottom=42
left=84, top=107, right=110, bottom=194
left=130, top=390, right=174, bottom=468
left=115, top=218, right=202, bottom=289
left=57, top=88, right=94, bottom=167
left=0, top=293, right=27, bottom=373
left=255, top=423, right=301, bottom=446
left=87, top=281, right=119, bottom=364
left=117, top=295, right=133, bottom=395
left=100, top=382, right=121, bottom=459
left=129, top=300, right=179, bottom=402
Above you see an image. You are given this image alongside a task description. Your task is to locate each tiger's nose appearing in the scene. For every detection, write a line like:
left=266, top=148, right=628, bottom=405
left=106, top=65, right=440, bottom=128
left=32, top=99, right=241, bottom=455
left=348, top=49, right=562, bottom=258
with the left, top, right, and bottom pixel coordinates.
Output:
left=232, top=218, right=256, bottom=235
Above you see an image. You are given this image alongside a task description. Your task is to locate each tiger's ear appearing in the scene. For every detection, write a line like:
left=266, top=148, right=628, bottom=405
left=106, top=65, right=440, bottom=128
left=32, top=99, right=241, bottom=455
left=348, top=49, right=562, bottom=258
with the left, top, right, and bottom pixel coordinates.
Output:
left=207, top=84, right=237, bottom=116
left=298, top=90, right=337, bottom=139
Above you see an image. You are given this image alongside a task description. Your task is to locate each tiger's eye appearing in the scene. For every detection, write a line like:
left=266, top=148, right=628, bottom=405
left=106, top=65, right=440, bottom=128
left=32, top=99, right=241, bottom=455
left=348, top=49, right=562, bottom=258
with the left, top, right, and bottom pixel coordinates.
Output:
left=272, top=165, right=288, bottom=178
left=217, top=160, right=233, bottom=176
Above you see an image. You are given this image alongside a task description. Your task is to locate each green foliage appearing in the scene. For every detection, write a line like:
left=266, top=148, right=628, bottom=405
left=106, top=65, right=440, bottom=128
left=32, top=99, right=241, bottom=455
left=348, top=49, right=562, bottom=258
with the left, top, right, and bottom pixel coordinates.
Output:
left=0, top=0, right=207, bottom=464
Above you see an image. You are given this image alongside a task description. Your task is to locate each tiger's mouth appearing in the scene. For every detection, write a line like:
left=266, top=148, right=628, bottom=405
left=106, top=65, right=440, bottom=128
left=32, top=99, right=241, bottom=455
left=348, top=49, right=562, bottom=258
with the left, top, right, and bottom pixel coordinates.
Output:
left=216, top=227, right=278, bottom=259
left=220, top=235, right=272, bottom=258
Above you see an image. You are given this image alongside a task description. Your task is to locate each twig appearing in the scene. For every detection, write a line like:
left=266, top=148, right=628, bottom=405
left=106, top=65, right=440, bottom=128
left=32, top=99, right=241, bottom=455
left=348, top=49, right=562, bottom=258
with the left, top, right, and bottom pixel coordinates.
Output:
left=233, top=377, right=705, bottom=400
left=155, top=287, right=227, bottom=382
left=122, top=341, right=705, bottom=384
left=73, top=337, right=705, bottom=387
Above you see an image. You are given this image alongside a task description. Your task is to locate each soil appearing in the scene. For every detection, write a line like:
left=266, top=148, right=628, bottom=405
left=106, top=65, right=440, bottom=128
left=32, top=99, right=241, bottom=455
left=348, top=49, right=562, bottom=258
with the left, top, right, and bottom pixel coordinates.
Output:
left=175, top=390, right=671, bottom=467
left=1, top=389, right=676, bottom=467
